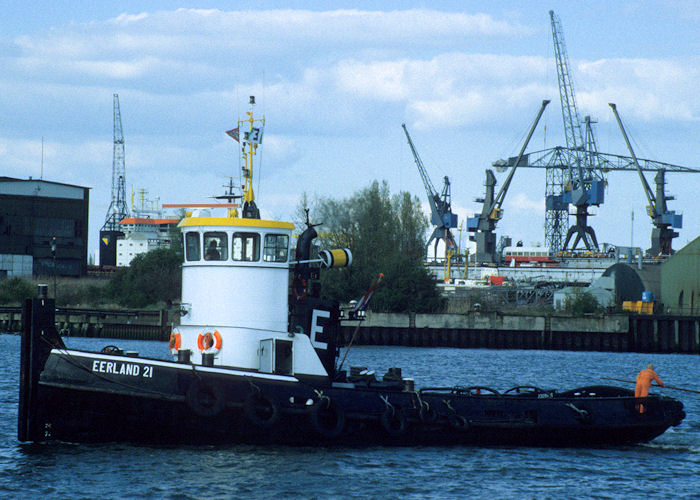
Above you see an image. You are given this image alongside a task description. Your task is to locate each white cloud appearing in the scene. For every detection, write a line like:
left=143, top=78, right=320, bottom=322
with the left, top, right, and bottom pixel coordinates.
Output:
left=6, top=9, right=698, bottom=134
left=260, top=135, right=301, bottom=167
left=335, top=60, right=410, bottom=101
left=577, top=58, right=700, bottom=122
left=506, top=192, right=544, bottom=213
left=15, top=9, right=527, bottom=69
left=154, top=8, right=529, bottom=42
left=112, top=12, right=149, bottom=24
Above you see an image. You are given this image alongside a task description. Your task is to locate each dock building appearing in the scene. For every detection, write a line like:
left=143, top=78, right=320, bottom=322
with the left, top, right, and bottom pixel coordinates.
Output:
left=0, top=177, right=90, bottom=277
left=661, top=236, right=700, bottom=315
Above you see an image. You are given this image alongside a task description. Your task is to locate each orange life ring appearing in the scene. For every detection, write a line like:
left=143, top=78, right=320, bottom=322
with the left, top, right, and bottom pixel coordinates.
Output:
left=169, top=332, right=181, bottom=351
left=197, top=330, right=222, bottom=351
left=293, top=277, right=307, bottom=301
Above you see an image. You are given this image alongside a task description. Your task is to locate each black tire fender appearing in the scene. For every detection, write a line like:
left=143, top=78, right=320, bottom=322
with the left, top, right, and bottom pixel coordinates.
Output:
left=309, top=398, right=346, bottom=439
left=381, top=407, right=407, bottom=437
left=244, top=392, right=280, bottom=428
left=447, top=413, right=470, bottom=431
left=419, top=401, right=438, bottom=423
left=186, top=379, right=225, bottom=417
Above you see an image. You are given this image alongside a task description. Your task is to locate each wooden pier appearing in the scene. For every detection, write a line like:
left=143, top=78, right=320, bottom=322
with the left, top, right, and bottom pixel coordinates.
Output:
left=0, top=306, right=170, bottom=341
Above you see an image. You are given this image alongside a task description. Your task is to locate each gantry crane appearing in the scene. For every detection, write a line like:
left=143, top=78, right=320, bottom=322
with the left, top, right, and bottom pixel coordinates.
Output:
left=500, top=145, right=699, bottom=256
left=549, top=10, right=607, bottom=252
left=402, top=124, right=457, bottom=259
left=609, top=103, right=683, bottom=256
left=510, top=147, right=700, bottom=175
left=467, top=100, right=550, bottom=264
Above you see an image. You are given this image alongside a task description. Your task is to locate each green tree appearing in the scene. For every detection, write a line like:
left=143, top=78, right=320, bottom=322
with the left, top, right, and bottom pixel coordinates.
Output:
left=105, top=247, right=182, bottom=308
left=167, top=209, right=187, bottom=256
left=565, top=289, right=600, bottom=316
left=292, top=191, right=320, bottom=231
left=312, top=180, right=443, bottom=313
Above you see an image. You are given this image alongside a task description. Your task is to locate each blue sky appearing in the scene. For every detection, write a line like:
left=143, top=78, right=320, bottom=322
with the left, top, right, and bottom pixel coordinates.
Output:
left=1, top=1, right=699, bottom=261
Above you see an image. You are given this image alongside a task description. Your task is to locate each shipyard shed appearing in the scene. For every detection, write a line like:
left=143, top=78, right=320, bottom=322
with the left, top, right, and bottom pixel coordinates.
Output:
left=0, top=177, right=90, bottom=277
left=661, top=235, right=700, bottom=315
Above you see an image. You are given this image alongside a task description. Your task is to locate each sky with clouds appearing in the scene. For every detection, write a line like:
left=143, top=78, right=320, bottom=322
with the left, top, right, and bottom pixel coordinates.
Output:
left=1, top=1, right=699, bottom=261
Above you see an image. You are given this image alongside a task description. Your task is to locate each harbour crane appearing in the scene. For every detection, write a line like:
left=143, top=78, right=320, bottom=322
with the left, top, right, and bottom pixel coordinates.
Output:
left=99, top=93, right=129, bottom=266
left=505, top=147, right=700, bottom=175
left=609, top=103, right=683, bottom=256
left=102, top=94, right=128, bottom=231
left=402, top=123, right=457, bottom=259
left=548, top=10, right=607, bottom=252
left=499, top=146, right=698, bottom=256
left=467, top=100, right=550, bottom=264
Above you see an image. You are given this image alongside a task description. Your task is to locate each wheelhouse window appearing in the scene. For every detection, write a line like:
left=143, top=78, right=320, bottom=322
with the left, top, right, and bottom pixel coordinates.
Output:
left=185, top=232, right=201, bottom=261
left=204, top=232, right=228, bottom=261
left=232, top=232, right=260, bottom=261
left=263, top=234, right=289, bottom=262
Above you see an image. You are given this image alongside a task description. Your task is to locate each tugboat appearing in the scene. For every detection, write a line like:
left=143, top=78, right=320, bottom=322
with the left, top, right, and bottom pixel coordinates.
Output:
left=18, top=98, right=685, bottom=446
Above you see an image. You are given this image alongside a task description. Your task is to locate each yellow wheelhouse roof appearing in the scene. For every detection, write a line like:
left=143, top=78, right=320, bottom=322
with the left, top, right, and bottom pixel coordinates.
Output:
left=178, top=217, right=294, bottom=230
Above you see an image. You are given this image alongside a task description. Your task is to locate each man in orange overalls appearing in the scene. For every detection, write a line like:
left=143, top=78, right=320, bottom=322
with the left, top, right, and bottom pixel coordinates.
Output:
left=635, top=364, right=664, bottom=413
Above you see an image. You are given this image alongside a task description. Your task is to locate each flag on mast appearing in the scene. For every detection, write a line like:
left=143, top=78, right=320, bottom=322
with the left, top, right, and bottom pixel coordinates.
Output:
left=354, top=273, right=384, bottom=312
left=225, top=127, right=240, bottom=142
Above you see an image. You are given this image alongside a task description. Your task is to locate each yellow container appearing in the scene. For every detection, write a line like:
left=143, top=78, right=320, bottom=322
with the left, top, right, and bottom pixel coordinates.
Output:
left=622, top=301, right=653, bottom=314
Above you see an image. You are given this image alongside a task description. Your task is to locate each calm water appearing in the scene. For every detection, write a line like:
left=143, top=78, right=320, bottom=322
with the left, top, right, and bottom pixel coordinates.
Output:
left=0, top=334, right=698, bottom=499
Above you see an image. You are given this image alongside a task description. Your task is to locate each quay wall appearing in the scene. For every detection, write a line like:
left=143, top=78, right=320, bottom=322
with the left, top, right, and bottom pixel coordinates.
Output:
left=341, top=312, right=700, bottom=354
left=2, top=306, right=698, bottom=353
left=0, top=306, right=169, bottom=341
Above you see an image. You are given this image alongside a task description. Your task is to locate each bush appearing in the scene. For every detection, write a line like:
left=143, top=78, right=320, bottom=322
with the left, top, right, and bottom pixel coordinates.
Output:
left=370, top=254, right=444, bottom=313
left=53, top=280, right=110, bottom=307
left=0, top=277, right=35, bottom=304
left=565, top=290, right=600, bottom=316
left=104, top=248, right=182, bottom=308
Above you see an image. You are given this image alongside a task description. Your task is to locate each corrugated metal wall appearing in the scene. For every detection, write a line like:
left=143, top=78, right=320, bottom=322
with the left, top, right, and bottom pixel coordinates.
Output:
left=661, top=236, right=700, bottom=315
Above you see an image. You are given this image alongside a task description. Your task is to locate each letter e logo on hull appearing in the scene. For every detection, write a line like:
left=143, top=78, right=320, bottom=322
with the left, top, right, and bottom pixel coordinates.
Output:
left=310, top=309, right=330, bottom=350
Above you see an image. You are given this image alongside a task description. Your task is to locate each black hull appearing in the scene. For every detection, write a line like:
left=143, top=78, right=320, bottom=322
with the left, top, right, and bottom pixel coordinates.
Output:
left=25, top=350, right=684, bottom=447
left=34, top=387, right=679, bottom=447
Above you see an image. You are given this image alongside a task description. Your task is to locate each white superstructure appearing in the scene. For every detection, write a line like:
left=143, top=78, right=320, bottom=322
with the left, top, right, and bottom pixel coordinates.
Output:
left=171, top=208, right=329, bottom=378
